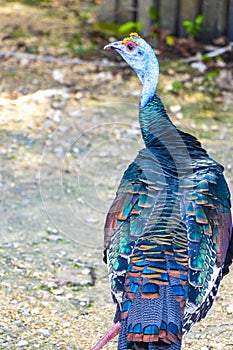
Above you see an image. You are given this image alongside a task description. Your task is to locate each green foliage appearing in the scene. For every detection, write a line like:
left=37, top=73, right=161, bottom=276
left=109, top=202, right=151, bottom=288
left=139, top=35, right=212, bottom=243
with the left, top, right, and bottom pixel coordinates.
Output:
left=182, top=14, right=204, bottom=38
left=207, top=70, right=219, bottom=79
left=149, top=6, right=160, bottom=24
left=92, top=20, right=143, bottom=37
left=118, top=21, right=143, bottom=35
left=172, top=81, right=183, bottom=92
left=10, top=0, right=50, bottom=6
left=80, top=11, right=89, bottom=22
left=202, top=54, right=222, bottom=64
left=167, top=81, right=183, bottom=94
left=201, top=53, right=211, bottom=61
left=66, top=33, right=94, bottom=58
left=150, top=32, right=159, bottom=40
left=165, top=35, right=175, bottom=46
left=92, top=21, right=121, bottom=35
left=10, top=27, right=31, bottom=38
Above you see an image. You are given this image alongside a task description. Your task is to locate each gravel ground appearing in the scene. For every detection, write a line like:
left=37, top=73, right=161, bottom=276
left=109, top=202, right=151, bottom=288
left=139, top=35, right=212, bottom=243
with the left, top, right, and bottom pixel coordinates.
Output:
left=1, top=59, right=233, bottom=349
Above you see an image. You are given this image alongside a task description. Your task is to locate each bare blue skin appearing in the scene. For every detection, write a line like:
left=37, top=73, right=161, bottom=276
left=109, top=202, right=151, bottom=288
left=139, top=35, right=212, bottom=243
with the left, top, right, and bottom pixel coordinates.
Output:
left=104, top=36, right=159, bottom=108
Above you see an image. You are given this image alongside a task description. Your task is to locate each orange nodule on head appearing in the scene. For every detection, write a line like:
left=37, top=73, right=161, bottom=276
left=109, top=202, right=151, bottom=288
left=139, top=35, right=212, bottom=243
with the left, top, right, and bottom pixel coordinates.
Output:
left=121, top=32, right=141, bottom=45
left=130, top=32, right=141, bottom=38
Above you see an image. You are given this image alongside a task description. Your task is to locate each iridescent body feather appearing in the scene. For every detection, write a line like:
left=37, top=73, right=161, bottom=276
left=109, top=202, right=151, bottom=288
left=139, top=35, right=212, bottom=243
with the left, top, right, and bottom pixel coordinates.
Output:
left=92, top=34, right=233, bottom=350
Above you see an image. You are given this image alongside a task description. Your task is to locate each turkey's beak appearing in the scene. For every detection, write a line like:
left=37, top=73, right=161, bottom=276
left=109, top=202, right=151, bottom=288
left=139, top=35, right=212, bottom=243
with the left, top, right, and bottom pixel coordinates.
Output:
left=104, top=41, right=123, bottom=51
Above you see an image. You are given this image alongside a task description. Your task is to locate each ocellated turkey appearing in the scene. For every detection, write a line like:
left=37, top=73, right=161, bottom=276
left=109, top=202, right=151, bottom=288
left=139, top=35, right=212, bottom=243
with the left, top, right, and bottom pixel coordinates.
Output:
left=92, top=33, right=233, bottom=350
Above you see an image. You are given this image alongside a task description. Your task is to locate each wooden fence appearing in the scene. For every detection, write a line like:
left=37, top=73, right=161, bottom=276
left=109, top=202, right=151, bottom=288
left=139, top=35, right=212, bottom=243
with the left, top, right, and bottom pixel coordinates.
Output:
left=98, top=0, right=233, bottom=43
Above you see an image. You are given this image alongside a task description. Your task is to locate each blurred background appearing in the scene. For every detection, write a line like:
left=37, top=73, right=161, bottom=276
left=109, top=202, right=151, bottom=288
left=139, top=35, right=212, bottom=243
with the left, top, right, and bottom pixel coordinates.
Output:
left=0, top=1, right=232, bottom=349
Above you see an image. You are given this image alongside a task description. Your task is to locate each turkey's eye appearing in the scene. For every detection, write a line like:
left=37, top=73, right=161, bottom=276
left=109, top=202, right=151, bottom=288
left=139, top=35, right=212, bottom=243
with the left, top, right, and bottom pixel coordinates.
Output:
left=126, top=41, right=137, bottom=51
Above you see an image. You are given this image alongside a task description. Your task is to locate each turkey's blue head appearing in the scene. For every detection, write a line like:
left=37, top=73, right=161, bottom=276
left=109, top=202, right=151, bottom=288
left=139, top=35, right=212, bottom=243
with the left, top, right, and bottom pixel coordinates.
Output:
left=104, top=33, right=159, bottom=106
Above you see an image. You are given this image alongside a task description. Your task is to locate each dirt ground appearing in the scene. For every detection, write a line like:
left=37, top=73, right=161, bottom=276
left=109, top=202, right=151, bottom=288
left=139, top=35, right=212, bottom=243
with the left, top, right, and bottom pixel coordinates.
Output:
left=0, top=1, right=233, bottom=349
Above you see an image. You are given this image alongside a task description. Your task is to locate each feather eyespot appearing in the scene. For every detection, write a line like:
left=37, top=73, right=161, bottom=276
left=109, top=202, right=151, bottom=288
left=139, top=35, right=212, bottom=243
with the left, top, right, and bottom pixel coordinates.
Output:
left=125, top=41, right=137, bottom=51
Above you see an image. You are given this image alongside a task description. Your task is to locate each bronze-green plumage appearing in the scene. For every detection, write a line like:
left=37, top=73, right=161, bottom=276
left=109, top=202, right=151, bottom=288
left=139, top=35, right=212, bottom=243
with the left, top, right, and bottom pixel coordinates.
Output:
left=92, top=33, right=233, bottom=350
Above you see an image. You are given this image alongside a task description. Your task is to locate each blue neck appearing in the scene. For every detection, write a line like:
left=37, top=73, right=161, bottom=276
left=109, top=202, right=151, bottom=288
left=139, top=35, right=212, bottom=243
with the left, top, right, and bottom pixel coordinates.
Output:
left=139, top=60, right=159, bottom=108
